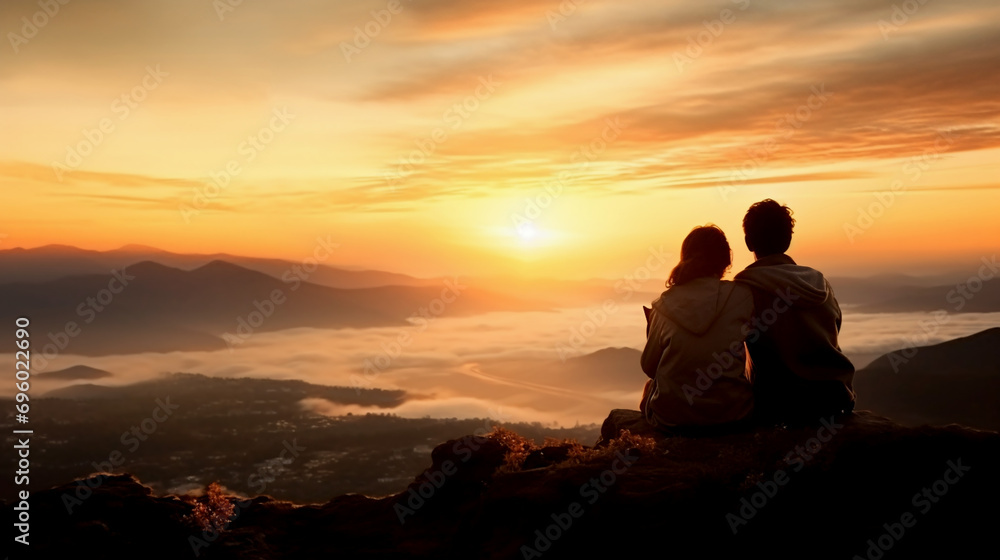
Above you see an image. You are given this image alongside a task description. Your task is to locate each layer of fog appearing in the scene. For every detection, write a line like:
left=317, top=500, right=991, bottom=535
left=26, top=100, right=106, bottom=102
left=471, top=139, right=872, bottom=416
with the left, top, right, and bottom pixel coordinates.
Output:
left=15, top=308, right=1000, bottom=427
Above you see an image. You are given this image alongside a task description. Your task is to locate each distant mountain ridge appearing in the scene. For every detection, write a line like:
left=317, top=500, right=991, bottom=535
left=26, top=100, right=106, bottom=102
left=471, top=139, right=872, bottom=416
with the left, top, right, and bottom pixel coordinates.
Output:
left=0, top=244, right=658, bottom=307
left=855, top=279, right=1000, bottom=313
left=40, top=364, right=113, bottom=381
left=0, top=259, right=549, bottom=357
left=0, top=244, right=436, bottom=289
left=12, top=244, right=996, bottom=309
left=4, top=244, right=999, bottom=361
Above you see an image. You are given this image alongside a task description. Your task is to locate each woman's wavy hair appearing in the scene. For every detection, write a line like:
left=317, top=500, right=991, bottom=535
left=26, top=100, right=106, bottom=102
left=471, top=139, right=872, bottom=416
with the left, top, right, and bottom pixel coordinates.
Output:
left=666, top=225, right=733, bottom=288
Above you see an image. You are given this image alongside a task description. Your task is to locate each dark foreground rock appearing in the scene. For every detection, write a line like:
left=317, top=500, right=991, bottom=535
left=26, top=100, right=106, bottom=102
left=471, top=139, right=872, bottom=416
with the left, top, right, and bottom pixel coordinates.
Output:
left=6, top=411, right=999, bottom=559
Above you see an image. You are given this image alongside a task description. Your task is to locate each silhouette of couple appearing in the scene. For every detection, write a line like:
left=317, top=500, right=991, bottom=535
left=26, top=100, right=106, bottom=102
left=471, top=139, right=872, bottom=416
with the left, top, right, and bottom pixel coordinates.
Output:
left=603, top=199, right=855, bottom=441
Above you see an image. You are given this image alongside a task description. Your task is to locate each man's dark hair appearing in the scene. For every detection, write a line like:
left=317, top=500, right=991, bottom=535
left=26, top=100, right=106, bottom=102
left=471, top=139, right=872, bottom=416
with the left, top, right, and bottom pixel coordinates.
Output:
left=743, top=199, right=795, bottom=256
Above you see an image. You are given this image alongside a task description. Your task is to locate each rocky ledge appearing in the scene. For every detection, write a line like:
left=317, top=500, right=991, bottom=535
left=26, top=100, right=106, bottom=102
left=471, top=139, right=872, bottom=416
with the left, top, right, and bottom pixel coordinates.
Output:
left=7, top=411, right=999, bottom=559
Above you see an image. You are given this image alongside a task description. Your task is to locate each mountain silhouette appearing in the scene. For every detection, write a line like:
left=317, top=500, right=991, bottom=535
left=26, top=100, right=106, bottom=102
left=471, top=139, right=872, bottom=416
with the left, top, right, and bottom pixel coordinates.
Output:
left=0, top=244, right=434, bottom=288
left=40, top=364, right=113, bottom=381
left=0, top=244, right=655, bottom=306
left=9, top=244, right=985, bottom=312
left=856, top=279, right=1000, bottom=312
left=0, top=260, right=549, bottom=356
left=856, top=328, right=1000, bottom=430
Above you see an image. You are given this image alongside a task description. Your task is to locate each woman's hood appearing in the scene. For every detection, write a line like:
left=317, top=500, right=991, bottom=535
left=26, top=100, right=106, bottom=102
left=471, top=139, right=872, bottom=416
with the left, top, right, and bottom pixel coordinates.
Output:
left=651, top=277, right=740, bottom=336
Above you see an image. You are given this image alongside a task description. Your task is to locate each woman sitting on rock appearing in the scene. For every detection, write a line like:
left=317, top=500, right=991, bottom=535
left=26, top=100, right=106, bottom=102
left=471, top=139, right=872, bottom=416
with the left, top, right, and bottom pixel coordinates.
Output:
left=638, top=224, right=755, bottom=430
left=601, top=225, right=754, bottom=442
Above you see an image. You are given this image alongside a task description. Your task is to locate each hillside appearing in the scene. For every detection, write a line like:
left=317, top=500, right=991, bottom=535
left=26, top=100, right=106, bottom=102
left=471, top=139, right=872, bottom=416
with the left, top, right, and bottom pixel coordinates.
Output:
left=10, top=411, right=998, bottom=559
left=487, top=347, right=647, bottom=394
left=855, top=328, right=1000, bottom=430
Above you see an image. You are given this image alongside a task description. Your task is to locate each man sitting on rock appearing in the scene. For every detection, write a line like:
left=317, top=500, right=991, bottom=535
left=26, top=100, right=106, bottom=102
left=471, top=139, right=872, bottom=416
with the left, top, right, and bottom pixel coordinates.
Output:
left=734, top=199, right=855, bottom=424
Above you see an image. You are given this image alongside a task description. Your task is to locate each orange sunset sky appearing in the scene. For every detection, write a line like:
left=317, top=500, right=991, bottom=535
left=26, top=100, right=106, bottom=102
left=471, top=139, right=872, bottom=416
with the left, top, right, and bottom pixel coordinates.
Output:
left=1, top=0, right=998, bottom=279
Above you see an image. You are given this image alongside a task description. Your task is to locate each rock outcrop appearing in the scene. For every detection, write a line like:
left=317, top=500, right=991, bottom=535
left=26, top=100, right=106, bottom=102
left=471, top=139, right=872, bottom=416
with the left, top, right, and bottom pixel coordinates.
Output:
left=8, top=411, right=999, bottom=559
